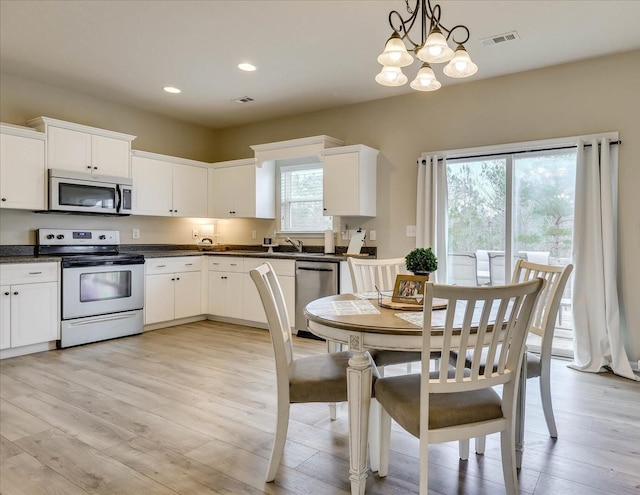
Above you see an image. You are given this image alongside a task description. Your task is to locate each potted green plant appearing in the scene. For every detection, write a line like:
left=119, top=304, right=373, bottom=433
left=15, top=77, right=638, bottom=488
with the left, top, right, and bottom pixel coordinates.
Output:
left=405, top=247, right=438, bottom=278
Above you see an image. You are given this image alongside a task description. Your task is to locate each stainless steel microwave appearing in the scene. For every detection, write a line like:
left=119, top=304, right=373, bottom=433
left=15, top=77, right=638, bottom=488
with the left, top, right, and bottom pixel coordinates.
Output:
left=48, top=169, right=133, bottom=215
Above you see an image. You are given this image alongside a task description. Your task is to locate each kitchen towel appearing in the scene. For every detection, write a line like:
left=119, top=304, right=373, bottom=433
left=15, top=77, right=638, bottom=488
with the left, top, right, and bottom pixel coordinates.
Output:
left=324, top=230, right=335, bottom=254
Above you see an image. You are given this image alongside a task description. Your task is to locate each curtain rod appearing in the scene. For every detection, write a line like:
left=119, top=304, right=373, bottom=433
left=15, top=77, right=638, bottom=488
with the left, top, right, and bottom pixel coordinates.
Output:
left=419, top=140, right=621, bottom=165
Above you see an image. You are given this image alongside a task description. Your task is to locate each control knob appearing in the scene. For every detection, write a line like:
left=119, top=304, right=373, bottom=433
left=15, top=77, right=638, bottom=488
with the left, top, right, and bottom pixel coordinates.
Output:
left=99, top=235, right=106, bottom=240
left=46, top=234, right=55, bottom=240
left=56, top=234, right=64, bottom=239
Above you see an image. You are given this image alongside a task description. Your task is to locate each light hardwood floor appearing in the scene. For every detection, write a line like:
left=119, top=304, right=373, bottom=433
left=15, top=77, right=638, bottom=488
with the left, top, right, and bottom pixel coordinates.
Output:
left=1, top=320, right=639, bottom=495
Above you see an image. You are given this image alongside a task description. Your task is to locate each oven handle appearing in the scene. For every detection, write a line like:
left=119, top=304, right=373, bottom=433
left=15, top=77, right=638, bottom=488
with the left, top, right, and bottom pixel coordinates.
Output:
left=66, top=312, right=140, bottom=326
left=62, top=258, right=145, bottom=268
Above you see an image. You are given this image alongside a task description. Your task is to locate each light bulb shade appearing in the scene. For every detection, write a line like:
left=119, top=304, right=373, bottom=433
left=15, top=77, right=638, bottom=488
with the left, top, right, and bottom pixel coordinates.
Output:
left=377, top=32, right=414, bottom=67
left=417, top=27, right=454, bottom=63
left=375, top=66, right=408, bottom=87
left=443, top=44, right=478, bottom=78
left=409, top=63, right=442, bottom=91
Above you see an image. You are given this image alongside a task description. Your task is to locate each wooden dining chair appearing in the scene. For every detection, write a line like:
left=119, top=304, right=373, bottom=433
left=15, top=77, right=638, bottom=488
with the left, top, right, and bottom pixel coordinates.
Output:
left=249, top=262, right=378, bottom=482
left=375, top=278, right=544, bottom=495
left=452, top=259, right=574, bottom=456
left=347, top=256, right=423, bottom=375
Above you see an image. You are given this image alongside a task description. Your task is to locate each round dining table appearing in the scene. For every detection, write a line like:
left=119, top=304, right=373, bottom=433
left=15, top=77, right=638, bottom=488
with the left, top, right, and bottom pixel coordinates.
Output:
left=304, top=293, right=528, bottom=495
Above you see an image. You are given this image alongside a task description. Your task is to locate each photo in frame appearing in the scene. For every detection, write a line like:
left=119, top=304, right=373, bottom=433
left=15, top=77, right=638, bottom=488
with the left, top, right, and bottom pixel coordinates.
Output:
left=392, top=274, right=428, bottom=304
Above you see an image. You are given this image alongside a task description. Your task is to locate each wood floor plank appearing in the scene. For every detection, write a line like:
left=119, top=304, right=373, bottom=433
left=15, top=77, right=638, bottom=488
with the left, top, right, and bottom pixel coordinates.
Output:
left=0, top=399, right=52, bottom=441
left=0, top=451, right=89, bottom=495
left=15, top=429, right=177, bottom=494
left=1, top=320, right=638, bottom=495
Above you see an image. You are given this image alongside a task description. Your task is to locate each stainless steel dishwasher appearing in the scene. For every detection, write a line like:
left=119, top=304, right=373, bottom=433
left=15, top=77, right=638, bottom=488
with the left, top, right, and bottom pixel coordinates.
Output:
left=295, top=260, right=339, bottom=335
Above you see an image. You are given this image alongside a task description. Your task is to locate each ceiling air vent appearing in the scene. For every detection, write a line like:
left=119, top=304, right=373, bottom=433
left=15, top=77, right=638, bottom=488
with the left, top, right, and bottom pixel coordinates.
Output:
left=481, top=31, right=520, bottom=47
left=232, top=96, right=254, bottom=104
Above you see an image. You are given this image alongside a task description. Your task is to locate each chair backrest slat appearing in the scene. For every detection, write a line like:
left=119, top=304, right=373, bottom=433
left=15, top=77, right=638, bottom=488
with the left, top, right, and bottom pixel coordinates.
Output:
left=348, top=257, right=407, bottom=292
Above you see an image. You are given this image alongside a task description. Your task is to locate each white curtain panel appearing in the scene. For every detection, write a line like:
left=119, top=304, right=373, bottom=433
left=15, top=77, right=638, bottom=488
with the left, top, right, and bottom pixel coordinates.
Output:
left=416, top=154, right=447, bottom=283
left=570, top=138, right=637, bottom=380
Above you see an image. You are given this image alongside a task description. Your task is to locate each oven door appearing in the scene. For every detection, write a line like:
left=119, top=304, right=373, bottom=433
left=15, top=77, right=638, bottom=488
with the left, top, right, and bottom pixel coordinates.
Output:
left=62, top=262, right=144, bottom=319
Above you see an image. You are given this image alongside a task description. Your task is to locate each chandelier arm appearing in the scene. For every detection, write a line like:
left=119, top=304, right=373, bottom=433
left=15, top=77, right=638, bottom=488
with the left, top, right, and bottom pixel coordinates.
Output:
left=441, top=24, right=471, bottom=45
left=388, top=2, right=423, bottom=50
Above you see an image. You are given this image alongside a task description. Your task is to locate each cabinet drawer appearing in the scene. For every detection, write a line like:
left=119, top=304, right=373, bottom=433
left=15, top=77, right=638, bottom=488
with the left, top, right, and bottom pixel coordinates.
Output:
left=145, top=256, right=202, bottom=275
left=0, top=262, right=58, bottom=285
left=208, top=257, right=243, bottom=272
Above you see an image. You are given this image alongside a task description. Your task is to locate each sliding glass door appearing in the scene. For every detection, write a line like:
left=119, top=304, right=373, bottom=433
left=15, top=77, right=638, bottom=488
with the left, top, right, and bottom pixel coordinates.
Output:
left=446, top=150, right=576, bottom=356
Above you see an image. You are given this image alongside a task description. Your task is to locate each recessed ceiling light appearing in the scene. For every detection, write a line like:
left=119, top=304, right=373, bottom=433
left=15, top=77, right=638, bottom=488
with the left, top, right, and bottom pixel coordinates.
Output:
left=163, top=86, right=181, bottom=94
left=238, top=63, right=256, bottom=72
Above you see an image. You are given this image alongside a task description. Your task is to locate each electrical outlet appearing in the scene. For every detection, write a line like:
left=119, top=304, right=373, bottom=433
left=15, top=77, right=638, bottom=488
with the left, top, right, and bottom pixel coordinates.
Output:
left=192, top=229, right=199, bottom=239
left=132, top=228, right=140, bottom=239
left=406, top=225, right=416, bottom=237
left=369, top=230, right=376, bottom=241
left=252, top=230, right=257, bottom=240
left=342, top=231, right=349, bottom=241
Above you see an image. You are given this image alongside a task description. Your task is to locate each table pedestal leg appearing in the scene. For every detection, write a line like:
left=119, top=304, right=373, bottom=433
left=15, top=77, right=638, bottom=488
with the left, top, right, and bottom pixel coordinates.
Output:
left=347, top=334, right=371, bottom=495
left=515, top=350, right=527, bottom=469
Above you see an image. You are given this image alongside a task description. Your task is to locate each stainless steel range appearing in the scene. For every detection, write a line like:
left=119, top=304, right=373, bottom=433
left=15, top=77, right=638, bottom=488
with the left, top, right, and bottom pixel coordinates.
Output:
left=37, top=229, right=144, bottom=348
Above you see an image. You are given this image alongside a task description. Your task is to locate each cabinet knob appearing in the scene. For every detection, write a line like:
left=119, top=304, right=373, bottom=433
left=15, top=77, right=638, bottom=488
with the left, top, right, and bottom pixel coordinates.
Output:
left=1, top=198, right=6, bottom=202
left=176, top=277, right=180, bottom=281
left=3, top=292, right=9, bottom=296
left=13, top=291, right=18, bottom=295
left=171, top=278, right=175, bottom=281
left=87, top=166, right=92, bottom=169
left=93, top=166, right=98, bottom=170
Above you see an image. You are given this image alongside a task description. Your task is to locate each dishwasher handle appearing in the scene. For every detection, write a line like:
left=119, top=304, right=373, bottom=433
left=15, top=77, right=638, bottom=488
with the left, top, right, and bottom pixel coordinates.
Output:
left=297, top=266, right=335, bottom=272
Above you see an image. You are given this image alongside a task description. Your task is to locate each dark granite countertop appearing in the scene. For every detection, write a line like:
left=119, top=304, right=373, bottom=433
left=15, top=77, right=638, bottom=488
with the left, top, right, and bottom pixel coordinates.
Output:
left=1, top=244, right=376, bottom=264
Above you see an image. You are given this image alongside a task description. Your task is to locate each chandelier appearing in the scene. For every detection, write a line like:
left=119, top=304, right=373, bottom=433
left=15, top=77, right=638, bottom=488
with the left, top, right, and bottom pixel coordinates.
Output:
left=376, top=0, right=478, bottom=91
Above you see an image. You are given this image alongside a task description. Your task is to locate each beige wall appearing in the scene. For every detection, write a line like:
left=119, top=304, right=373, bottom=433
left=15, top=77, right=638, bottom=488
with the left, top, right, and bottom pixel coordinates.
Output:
left=215, top=50, right=640, bottom=361
left=1, top=51, right=638, bottom=360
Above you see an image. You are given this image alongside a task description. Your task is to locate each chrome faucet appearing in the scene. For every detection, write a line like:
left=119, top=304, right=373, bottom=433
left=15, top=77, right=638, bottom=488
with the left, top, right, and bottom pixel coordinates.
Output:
left=285, top=237, right=303, bottom=252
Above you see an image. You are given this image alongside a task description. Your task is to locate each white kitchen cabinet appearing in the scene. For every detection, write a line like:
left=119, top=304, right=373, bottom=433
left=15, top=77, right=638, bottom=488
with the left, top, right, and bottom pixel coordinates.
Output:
left=208, top=257, right=244, bottom=319
left=321, top=144, right=378, bottom=217
left=0, top=263, right=59, bottom=350
left=242, top=258, right=295, bottom=326
left=144, top=257, right=203, bottom=325
left=0, top=125, right=46, bottom=210
left=132, top=151, right=208, bottom=218
left=27, top=117, right=135, bottom=178
left=208, top=158, right=275, bottom=218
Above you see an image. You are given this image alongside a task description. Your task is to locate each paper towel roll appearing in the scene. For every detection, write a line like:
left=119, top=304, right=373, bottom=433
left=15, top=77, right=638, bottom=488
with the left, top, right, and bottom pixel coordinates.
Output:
left=324, top=230, right=335, bottom=254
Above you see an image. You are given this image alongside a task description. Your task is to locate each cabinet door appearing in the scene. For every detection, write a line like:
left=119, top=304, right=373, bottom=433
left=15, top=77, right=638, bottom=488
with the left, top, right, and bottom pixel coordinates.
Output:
left=230, top=164, right=256, bottom=217
left=132, top=156, right=173, bottom=216
left=91, top=134, right=130, bottom=177
left=0, top=133, right=46, bottom=210
left=173, top=164, right=207, bottom=217
left=145, top=273, right=176, bottom=324
left=0, top=286, right=10, bottom=350
left=208, top=167, right=234, bottom=218
left=10, top=282, right=58, bottom=347
left=243, top=274, right=267, bottom=324
left=225, top=272, right=244, bottom=319
left=208, top=271, right=228, bottom=315
left=323, top=152, right=359, bottom=216
left=174, top=271, right=201, bottom=319
left=47, top=126, right=92, bottom=172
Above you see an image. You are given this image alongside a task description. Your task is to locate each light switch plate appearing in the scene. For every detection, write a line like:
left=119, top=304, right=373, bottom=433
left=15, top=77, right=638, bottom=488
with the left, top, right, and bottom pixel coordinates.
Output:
left=406, top=225, right=416, bottom=237
left=132, top=228, right=140, bottom=239
left=369, top=230, right=376, bottom=241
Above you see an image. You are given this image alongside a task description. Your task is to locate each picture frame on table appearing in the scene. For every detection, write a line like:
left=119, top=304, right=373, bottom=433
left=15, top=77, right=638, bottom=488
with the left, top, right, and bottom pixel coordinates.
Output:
left=392, top=274, right=428, bottom=304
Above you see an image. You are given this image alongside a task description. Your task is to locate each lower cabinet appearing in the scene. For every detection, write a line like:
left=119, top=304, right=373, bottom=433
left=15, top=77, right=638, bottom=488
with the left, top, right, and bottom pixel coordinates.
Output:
left=208, top=257, right=244, bottom=319
left=144, top=257, right=203, bottom=325
left=0, top=263, right=59, bottom=350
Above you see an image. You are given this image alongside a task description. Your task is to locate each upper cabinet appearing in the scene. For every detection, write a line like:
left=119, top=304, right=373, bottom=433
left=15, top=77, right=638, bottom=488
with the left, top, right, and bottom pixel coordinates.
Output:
left=321, top=145, right=378, bottom=217
left=0, top=124, right=46, bottom=211
left=28, top=117, right=136, bottom=178
left=131, top=150, right=208, bottom=218
left=208, top=158, right=275, bottom=219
